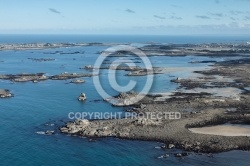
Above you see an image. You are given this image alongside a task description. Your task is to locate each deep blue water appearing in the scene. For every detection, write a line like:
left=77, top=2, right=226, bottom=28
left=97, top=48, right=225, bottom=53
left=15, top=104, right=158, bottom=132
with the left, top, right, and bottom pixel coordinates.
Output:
left=0, top=35, right=250, bottom=166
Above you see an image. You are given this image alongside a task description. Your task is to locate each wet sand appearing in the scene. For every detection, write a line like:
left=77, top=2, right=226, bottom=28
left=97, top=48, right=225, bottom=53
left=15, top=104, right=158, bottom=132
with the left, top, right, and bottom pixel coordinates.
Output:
left=189, top=125, right=250, bottom=137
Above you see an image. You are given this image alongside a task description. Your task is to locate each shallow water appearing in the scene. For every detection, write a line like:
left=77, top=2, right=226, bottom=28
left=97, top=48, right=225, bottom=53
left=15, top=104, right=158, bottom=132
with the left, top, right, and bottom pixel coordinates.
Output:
left=0, top=35, right=250, bottom=166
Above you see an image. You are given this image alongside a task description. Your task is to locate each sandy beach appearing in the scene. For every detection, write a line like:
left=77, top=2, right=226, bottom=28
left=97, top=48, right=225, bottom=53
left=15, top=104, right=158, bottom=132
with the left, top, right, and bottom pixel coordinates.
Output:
left=189, top=125, right=250, bottom=137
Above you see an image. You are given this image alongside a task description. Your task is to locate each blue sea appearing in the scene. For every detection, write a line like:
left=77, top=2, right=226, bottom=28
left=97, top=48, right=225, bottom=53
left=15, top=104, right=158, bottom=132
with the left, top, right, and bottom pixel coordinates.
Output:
left=0, top=35, right=250, bottom=166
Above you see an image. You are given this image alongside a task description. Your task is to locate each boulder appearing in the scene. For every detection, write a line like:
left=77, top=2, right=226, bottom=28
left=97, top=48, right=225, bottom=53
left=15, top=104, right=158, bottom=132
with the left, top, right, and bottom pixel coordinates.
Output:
left=168, top=144, right=175, bottom=149
left=75, top=119, right=90, bottom=126
left=0, top=89, right=13, bottom=98
left=45, top=130, right=55, bottom=135
left=78, top=93, right=87, bottom=101
left=133, top=118, right=160, bottom=126
left=84, top=65, right=93, bottom=69
left=71, top=79, right=85, bottom=84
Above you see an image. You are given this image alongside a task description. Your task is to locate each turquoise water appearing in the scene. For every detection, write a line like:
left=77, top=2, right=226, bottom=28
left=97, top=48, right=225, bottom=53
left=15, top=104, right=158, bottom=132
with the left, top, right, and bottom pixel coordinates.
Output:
left=0, top=35, right=250, bottom=166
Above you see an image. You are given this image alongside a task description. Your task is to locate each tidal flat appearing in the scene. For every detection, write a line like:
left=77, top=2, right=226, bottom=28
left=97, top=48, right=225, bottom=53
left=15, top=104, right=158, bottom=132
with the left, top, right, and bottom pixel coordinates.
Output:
left=59, top=42, right=250, bottom=153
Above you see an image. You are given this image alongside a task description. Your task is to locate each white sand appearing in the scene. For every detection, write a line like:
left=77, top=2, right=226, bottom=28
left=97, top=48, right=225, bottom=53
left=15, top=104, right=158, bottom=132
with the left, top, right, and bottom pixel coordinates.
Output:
left=182, top=87, right=242, bottom=99
left=189, top=125, right=250, bottom=137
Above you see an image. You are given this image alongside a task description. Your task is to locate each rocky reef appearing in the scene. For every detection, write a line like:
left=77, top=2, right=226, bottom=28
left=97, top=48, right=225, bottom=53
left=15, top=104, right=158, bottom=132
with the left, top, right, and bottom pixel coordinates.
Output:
left=140, top=43, right=250, bottom=56
left=70, top=79, right=85, bottom=84
left=0, top=42, right=111, bottom=51
left=50, top=73, right=96, bottom=80
left=0, top=89, right=13, bottom=98
left=61, top=57, right=250, bottom=153
left=60, top=119, right=90, bottom=134
left=28, top=58, right=55, bottom=62
left=0, top=72, right=97, bottom=82
left=78, top=93, right=87, bottom=101
left=0, top=73, right=48, bottom=82
left=104, top=91, right=152, bottom=106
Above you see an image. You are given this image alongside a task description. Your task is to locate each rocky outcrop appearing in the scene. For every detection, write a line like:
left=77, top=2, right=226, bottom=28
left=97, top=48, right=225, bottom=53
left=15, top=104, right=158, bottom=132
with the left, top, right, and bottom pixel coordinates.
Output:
left=60, top=49, right=250, bottom=154
left=0, top=42, right=96, bottom=51
left=60, top=119, right=90, bottom=134
left=0, top=73, right=48, bottom=82
left=50, top=72, right=96, bottom=80
left=78, top=93, right=87, bottom=101
left=28, top=58, right=55, bottom=62
left=104, top=91, right=145, bottom=106
left=0, top=89, right=13, bottom=98
left=132, top=118, right=161, bottom=126
left=82, top=65, right=93, bottom=70
left=0, top=72, right=97, bottom=82
left=70, top=79, right=85, bottom=84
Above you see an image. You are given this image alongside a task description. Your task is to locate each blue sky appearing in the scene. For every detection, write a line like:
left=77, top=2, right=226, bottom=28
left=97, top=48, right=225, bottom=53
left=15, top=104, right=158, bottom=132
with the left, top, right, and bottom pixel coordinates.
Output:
left=1, top=0, right=250, bottom=34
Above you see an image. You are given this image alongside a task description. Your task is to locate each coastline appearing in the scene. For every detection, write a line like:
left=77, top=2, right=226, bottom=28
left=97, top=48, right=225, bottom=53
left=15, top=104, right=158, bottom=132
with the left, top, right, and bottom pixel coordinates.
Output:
left=2, top=41, right=250, bottom=155
left=57, top=43, right=250, bottom=154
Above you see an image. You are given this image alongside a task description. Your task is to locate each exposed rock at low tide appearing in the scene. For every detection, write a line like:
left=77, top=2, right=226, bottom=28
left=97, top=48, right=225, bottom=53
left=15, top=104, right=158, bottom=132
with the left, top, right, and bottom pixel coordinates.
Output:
left=0, top=89, right=13, bottom=98
left=78, top=93, right=87, bottom=101
left=0, top=43, right=103, bottom=51
left=50, top=72, right=96, bottom=80
left=104, top=91, right=149, bottom=106
left=0, top=73, right=47, bottom=82
left=60, top=57, right=250, bottom=153
left=0, top=72, right=97, bottom=82
left=28, top=58, right=55, bottom=62
left=70, top=79, right=85, bottom=84
left=60, top=119, right=90, bottom=134
left=36, top=130, right=55, bottom=135
left=80, top=65, right=93, bottom=70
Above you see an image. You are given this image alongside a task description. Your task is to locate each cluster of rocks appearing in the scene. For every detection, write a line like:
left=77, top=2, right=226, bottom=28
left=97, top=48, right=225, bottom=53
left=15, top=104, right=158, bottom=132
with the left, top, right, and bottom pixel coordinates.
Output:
left=60, top=119, right=90, bottom=134
left=0, top=43, right=90, bottom=50
left=28, top=58, right=55, bottom=62
left=132, top=118, right=161, bottom=126
left=60, top=55, right=250, bottom=153
left=0, top=89, right=13, bottom=98
left=81, top=65, right=142, bottom=71
left=80, top=65, right=93, bottom=70
left=78, top=93, right=87, bottom=101
left=89, top=64, right=165, bottom=76
left=126, top=68, right=164, bottom=76
left=50, top=72, right=96, bottom=80
left=36, top=130, right=55, bottom=135
left=104, top=91, right=147, bottom=106
left=0, top=73, right=48, bottom=82
left=59, top=51, right=85, bottom=55
left=0, top=72, right=97, bottom=82
left=140, top=43, right=250, bottom=56
left=43, top=50, right=89, bottom=55
left=70, top=79, right=85, bottom=84
left=46, top=43, right=250, bottom=154
left=158, top=150, right=189, bottom=159
left=102, top=60, right=141, bottom=64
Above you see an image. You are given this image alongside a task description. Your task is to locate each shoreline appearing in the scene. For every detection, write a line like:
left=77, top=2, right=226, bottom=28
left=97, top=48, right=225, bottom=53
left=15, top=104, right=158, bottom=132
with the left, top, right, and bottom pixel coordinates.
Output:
left=59, top=50, right=250, bottom=153
left=2, top=41, right=250, bottom=154
left=0, top=42, right=115, bottom=51
left=0, top=42, right=250, bottom=57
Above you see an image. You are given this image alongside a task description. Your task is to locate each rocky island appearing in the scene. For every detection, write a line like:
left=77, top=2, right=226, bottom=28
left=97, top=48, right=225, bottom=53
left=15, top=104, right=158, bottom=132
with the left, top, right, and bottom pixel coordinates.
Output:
left=0, top=42, right=115, bottom=51
left=0, top=89, right=13, bottom=98
left=0, top=72, right=97, bottom=82
left=0, top=73, right=48, bottom=82
left=61, top=53, right=250, bottom=154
